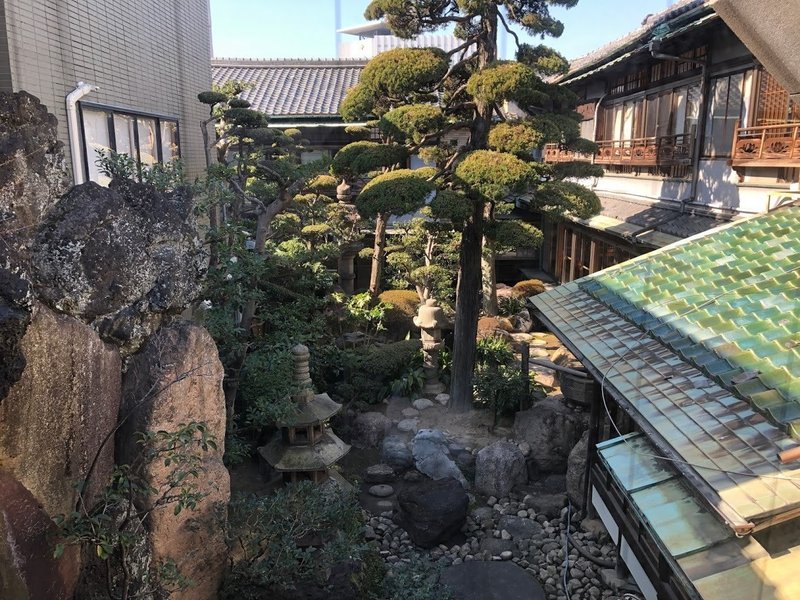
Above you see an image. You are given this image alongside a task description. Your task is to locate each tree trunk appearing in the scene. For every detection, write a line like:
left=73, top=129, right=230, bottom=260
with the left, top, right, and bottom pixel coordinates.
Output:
left=369, top=213, right=388, bottom=296
left=449, top=202, right=484, bottom=411
left=449, top=5, right=498, bottom=411
left=201, top=117, right=220, bottom=268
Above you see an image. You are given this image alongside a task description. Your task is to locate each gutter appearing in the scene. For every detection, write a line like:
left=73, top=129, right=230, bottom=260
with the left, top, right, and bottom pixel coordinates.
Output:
left=66, top=81, right=98, bottom=185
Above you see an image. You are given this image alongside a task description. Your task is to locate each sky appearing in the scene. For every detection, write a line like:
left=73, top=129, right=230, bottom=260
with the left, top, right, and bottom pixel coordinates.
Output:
left=210, top=0, right=675, bottom=62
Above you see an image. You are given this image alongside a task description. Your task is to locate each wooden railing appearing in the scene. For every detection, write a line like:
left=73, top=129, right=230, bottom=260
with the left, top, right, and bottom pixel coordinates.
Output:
left=543, top=144, right=593, bottom=163
left=595, top=133, right=693, bottom=166
left=545, top=134, right=693, bottom=167
left=732, top=121, right=800, bottom=167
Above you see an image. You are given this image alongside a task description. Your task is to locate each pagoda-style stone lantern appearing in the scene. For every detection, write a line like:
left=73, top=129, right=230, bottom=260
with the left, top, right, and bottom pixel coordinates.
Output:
left=259, top=344, right=350, bottom=486
left=413, top=298, right=449, bottom=396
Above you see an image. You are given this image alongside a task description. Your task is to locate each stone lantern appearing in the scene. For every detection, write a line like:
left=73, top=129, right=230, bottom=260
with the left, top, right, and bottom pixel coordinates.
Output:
left=413, top=298, right=449, bottom=396
left=259, top=344, right=350, bottom=485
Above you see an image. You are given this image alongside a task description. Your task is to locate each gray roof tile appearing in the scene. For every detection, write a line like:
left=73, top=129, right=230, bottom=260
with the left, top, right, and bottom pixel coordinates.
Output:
left=211, top=58, right=366, bottom=118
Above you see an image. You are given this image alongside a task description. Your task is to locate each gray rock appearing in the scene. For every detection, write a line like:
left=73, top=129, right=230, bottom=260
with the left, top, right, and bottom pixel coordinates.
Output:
left=527, top=492, right=567, bottom=520
left=441, top=561, right=545, bottom=600
left=472, top=506, right=495, bottom=528
left=475, top=441, right=527, bottom=497
left=510, top=309, right=534, bottom=333
left=369, top=484, right=394, bottom=498
left=411, top=429, right=466, bottom=486
left=351, top=411, right=392, bottom=449
left=513, top=397, right=588, bottom=474
left=395, top=478, right=468, bottom=548
left=480, top=537, right=515, bottom=556
left=381, top=436, right=413, bottom=469
left=435, top=393, right=450, bottom=405
left=566, top=430, right=590, bottom=508
left=412, top=398, right=435, bottom=411
left=401, top=407, right=420, bottom=418
left=498, top=515, right=543, bottom=540
left=33, top=178, right=206, bottom=355
left=397, top=417, right=419, bottom=433
left=365, top=463, right=396, bottom=484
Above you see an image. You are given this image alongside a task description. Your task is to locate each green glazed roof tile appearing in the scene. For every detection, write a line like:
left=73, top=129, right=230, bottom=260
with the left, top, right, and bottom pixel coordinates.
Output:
left=576, top=207, right=800, bottom=430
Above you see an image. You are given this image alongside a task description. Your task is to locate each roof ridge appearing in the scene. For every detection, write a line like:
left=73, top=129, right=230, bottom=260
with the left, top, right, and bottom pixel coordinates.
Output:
left=564, top=0, right=707, bottom=77
left=212, top=57, right=368, bottom=67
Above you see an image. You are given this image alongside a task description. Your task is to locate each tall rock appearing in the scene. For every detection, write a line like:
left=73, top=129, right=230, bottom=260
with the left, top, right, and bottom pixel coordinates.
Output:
left=119, top=323, right=229, bottom=599
left=0, top=470, right=76, bottom=600
left=0, top=303, right=121, bottom=518
left=0, top=91, right=69, bottom=399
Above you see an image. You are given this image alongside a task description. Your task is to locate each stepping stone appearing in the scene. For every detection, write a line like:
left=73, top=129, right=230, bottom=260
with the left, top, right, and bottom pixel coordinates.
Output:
left=397, top=418, right=419, bottom=433
left=412, top=398, right=435, bottom=411
left=402, top=407, right=420, bottom=418
left=369, top=484, right=395, bottom=498
left=530, top=348, right=549, bottom=358
left=530, top=339, right=547, bottom=348
left=435, top=393, right=450, bottom=405
left=441, top=562, right=545, bottom=600
left=365, top=464, right=396, bottom=484
left=376, top=500, right=394, bottom=512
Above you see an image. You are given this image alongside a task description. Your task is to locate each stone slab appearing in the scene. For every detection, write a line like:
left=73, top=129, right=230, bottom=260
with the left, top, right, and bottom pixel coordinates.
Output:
left=441, top=562, right=545, bottom=600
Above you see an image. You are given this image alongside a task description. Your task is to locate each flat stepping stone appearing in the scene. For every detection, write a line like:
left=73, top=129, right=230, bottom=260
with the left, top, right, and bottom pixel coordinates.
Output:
left=530, top=348, right=549, bottom=358
left=365, top=464, right=395, bottom=484
left=375, top=499, right=394, bottom=511
left=402, top=407, right=420, bottom=417
left=397, top=418, right=419, bottom=433
left=530, top=339, right=547, bottom=348
left=441, top=562, right=545, bottom=600
left=412, top=398, right=435, bottom=410
left=368, top=484, right=394, bottom=498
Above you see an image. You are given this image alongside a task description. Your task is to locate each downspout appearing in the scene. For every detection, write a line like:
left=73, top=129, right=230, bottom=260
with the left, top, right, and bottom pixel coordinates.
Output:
left=649, top=41, right=708, bottom=212
left=66, top=81, right=99, bottom=185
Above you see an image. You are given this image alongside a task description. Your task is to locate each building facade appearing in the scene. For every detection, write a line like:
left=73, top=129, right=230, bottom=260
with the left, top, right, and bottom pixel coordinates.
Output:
left=540, top=0, right=799, bottom=283
left=0, top=0, right=213, bottom=183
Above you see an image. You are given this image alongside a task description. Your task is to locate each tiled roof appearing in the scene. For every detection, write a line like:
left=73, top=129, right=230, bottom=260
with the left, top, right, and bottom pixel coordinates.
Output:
left=596, top=196, right=731, bottom=241
left=561, top=0, right=708, bottom=82
left=532, top=206, right=800, bottom=529
left=211, top=58, right=366, bottom=118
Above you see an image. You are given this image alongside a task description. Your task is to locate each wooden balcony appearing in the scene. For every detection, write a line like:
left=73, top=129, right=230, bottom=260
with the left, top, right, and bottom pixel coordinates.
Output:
left=595, top=133, right=693, bottom=167
left=543, top=144, right=593, bottom=163
left=732, top=122, right=800, bottom=167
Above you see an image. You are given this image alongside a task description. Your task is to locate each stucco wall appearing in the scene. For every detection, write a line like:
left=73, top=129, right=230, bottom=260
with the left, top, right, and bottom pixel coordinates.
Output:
left=0, top=0, right=212, bottom=180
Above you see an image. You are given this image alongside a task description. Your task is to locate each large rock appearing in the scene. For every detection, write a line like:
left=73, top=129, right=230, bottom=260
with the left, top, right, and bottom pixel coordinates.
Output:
left=566, top=430, right=590, bottom=508
left=395, top=478, right=468, bottom=548
left=513, top=396, right=588, bottom=474
left=411, top=429, right=466, bottom=486
left=510, top=309, right=533, bottom=333
left=475, top=441, right=526, bottom=497
left=350, top=411, right=392, bottom=449
left=0, top=303, right=121, bottom=518
left=381, top=435, right=413, bottom=469
left=0, top=470, right=76, bottom=599
left=33, top=179, right=206, bottom=355
left=118, top=323, right=229, bottom=600
left=0, top=91, right=69, bottom=399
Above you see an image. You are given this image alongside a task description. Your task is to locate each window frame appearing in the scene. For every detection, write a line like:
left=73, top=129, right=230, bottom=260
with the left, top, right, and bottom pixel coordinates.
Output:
left=78, top=101, right=181, bottom=183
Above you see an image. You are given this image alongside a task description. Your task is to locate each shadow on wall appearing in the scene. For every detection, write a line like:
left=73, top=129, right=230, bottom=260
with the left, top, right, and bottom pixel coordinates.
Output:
left=696, top=158, right=742, bottom=210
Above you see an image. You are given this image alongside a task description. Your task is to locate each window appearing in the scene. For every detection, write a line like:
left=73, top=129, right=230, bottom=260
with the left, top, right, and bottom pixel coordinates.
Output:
left=703, top=73, right=746, bottom=157
left=79, top=104, right=180, bottom=185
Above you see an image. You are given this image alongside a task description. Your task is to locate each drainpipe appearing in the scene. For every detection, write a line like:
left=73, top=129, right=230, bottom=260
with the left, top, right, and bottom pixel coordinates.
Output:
left=66, top=81, right=99, bottom=185
left=649, top=41, right=708, bottom=211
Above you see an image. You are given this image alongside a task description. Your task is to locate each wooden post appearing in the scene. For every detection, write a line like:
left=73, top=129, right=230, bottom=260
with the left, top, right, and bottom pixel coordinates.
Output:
left=583, top=384, right=602, bottom=517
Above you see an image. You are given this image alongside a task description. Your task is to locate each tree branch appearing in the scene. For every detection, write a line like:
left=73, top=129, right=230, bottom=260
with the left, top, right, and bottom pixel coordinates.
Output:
left=497, top=9, right=521, bottom=54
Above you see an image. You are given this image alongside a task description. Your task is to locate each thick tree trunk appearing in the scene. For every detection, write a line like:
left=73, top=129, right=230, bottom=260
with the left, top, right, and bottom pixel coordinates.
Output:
left=449, top=202, right=484, bottom=411
left=201, top=117, right=220, bottom=267
left=449, top=5, right=498, bottom=411
left=369, top=213, right=388, bottom=296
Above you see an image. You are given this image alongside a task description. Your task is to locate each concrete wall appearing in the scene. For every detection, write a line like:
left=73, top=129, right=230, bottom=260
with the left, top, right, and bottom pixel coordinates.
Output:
left=0, top=0, right=212, bottom=180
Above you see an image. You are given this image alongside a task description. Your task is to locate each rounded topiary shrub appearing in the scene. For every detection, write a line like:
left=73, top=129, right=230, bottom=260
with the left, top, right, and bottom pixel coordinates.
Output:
left=512, top=278, right=546, bottom=298
left=379, top=289, right=421, bottom=340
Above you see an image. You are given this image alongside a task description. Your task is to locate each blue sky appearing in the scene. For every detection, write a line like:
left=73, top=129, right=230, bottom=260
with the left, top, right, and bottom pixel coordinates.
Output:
left=210, top=0, right=674, bottom=61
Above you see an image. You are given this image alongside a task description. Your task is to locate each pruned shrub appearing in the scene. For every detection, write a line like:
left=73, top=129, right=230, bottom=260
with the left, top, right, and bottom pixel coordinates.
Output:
left=512, top=278, right=546, bottom=298
left=379, top=289, right=420, bottom=340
